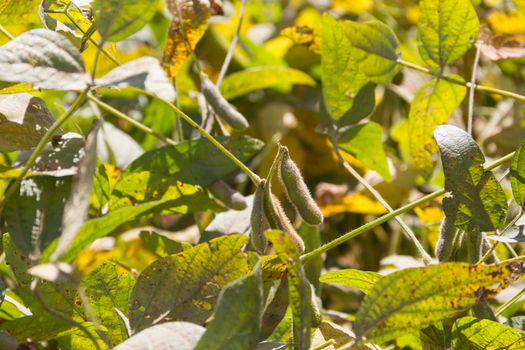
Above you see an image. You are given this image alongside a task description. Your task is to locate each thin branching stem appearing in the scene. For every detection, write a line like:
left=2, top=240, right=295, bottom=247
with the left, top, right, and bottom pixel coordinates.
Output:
left=331, top=135, right=432, bottom=264
left=495, top=286, right=525, bottom=317
left=467, top=40, right=483, bottom=135
left=300, top=151, right=515, bottom=263
left=0, top=24, right=14, bottom=40
left=216, top=0, right=248, bottom=87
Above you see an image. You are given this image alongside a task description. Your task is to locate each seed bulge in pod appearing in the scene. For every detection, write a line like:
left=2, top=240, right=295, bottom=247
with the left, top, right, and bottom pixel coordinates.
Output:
left=250, top=180, right=268, bottom=254
left=272, top=195, right=305, bottom=253
left=308, top=283, right=322, bottom=328
left=209, top=179, right=247, bottom=210
left=435, top=216, right=457, bottom=262
left=279, top=147, right=323, bottom=225
left=201, top=75, right=249, bottom=131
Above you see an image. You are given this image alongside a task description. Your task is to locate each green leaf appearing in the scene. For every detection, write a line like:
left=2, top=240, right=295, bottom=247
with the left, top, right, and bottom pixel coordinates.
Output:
left=321, top=14, right=399, bottom=120
left=266, top=230, right=311, bottom=350
left=96, top=57, right=176, bottom=102
left=0, top=29, right=89, bottom=90
left=128, top=234, right=250, bottom=333
left=408, top=77, right=467, bottom=174
left=0, top=0, right=40, bottom=24
left=195, top=265, right=263, bottom=350
left=435, top=125, right=508, bottom=232
left=453, top=316, right=525, bottom=349
left=82, top=261, right=135, bottom=346
left=3, top=233, right=32, bottom=287
left=122, top=136, right=263, bottom=186
left=0, top=93, right=58, bottom=152
left=219, top=66, right=316, bottom=100
left=3, top=176, right=71, bottom=256
left=511, top=140, right=525, bottom=207
left=417, top=0, right=479, bottom=67
left=337, top=122, right=391, bottom=181
left=93, top=0, right=158, bottom=42
left=319, top=269, right=381, bottom=294
left=353, top=262, right=525, bottom=344
left=109, top=171, right=218, bottom=212
left=114, top=322, right=205, bottom=350
left=59, top=198, right=180, bottom=262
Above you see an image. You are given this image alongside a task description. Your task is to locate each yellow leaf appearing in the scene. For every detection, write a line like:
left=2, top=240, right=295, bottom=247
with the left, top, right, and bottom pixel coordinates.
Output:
left=320, top=193, right=387, bottom=217
left=162, top=0, right=214, bottom=77
left=488, top=11, right=525, bottom=34
left=280, top=26, right=321, bottom=54
left=414, top=205, right=444, bottom=225
left=331, top=0, right=374, bottom=14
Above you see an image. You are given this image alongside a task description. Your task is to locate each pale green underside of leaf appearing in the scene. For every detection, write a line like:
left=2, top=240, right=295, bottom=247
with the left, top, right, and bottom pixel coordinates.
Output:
left=408, top=76, right=467, bottom=174
left=435, top=125, right=507, bottom=232
left=195, top=266, right=263, bottom=350
left=319, top=269, right=381, bottom=294
left=354, top=262, right=523, bottom=344
left=220, top=66, right=316, bottom=100
left=321, top=14, right=399, bottom=120
left=511, top=140, right=525, bottom=207
left=114, top=322, right=205, bottom=350
left=0, top=29, right=89, bottom=90
left=453, top=317, right=525, bottom=349
left=417, top=0, right=480, bottom=67
left=93, top=0, right=158, bottom=42
left=337, top=122, right=391, bottom=181
left=128, top=234, right=250, bottom=333
left=96, top=57, right=176, bottom=102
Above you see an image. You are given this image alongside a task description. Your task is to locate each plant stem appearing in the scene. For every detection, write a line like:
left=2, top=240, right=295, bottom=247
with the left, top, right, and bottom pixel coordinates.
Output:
left=216, top=0, right=248, bottom=87
left=0, top=88, right=89, bottom=214
left=397, top=59, right=525, bottom=103
left=88, top=93, right=262, bottom=186
left=495, top=287, right=525, bottom=317
left=467, top=40, right=483, bottom=135
left=300, top=151, right=515, bottom=263
left=331, top=135, right=432, bottom=264
left=0, top=24, right=14, bottom=40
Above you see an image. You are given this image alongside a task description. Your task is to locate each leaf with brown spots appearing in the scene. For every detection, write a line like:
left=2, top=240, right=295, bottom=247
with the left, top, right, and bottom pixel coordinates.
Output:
left=162, top=0, right=219, bottom=77
left=128, top=234, right=250, bottom=333
left=353, top=262, right=525, bottom=344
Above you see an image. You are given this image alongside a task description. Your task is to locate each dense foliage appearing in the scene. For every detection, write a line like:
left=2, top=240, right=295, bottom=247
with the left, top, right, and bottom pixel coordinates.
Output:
left=2, top=0, right=525, bottom=349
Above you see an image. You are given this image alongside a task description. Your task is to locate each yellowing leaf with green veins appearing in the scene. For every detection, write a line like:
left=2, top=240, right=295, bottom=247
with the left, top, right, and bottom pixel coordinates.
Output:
left=320, top=269, right=382, bottom=294
left=511, top=140, right=525, bottom=207
left=453, top=317, right=525, bottom=349
left=128, top=234, right=250, bottom=333
left=321, top=14, right=399, bottom=120
left=220, top=66, right=316, bottom=100
left=408, top=77, right=467, bottom=174
left=435, top=125, right=507, bottom=232
left=353, top=262, right=525, bottom=344
left=417, top=0, right=479, bottom=67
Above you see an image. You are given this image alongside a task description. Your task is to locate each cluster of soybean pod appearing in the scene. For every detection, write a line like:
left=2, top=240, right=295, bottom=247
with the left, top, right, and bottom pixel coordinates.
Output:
left=198, top=73, right=324, bottom=332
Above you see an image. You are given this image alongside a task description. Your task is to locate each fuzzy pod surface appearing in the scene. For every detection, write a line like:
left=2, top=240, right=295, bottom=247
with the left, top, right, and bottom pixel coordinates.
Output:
left=250, top=180, right=268, bottom=254
left=201, top=75, right=249, bottom=131
left=309, top=283, right=322, bottom=328
left=209, top=180, right=247, bottom=210
left=435, top=216, right=457, bottom=262
left=279, top=148, right=323, bottom=225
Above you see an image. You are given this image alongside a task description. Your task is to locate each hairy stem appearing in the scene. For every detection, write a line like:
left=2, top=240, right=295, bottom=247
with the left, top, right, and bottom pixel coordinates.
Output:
left=467, top=40, right=483, bottom=135
left=331, top=135, right=432, bottom=264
